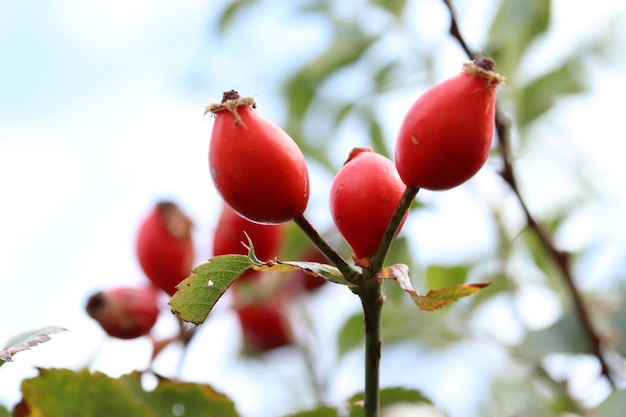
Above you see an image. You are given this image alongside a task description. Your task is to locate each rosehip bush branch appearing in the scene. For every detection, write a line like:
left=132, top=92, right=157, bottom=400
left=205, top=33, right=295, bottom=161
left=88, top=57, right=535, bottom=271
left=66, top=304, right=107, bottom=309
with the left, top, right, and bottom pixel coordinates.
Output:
left=441, top=0, right=616, bottom=387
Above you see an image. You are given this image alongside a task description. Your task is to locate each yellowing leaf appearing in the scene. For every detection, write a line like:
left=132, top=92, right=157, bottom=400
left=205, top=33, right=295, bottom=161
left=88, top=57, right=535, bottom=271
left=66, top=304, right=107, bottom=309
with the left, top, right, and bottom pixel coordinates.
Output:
left=412, top=283, right=491, bottom=312
left=376, top=264, right=490, bottom=311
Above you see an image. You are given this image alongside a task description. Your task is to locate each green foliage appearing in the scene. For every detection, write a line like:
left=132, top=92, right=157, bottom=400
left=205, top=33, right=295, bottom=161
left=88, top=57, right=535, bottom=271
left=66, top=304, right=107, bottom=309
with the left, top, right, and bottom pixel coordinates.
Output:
left=284, top=406, right=339, bottom=417
left=348, top=387, right=432, bottom=417
left=371, top=0, right=407, bottom=16
left=516, top=310, right=588, bottom=361
left=516, top=57, right=585, bottom=128
left=337, top=312, right=363, bottom=356
left=17, top=369, right=238, bottom=417
left=216, top=0, right=256, bottom=34
left=487, top=0, right=552, bottom=77
left=596, top=389, right=626, bottom=417
left=169, top=254, right=253, bottom=324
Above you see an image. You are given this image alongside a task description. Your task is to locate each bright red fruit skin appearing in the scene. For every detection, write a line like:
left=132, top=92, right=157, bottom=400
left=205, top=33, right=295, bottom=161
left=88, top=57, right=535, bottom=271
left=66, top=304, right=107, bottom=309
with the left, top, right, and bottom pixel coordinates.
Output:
left=136, top=201, right=195, bottom=296
left=234, top=300, right=292, bottom=353
left=213, top=203, right=285, bottom=259
left=395, top=59, right=504, bottom=190
left=208, top=91, right=310, bottom=224
left=329, top=147, right=408, bottom=260
left=86, top=285, right=160, bottom=339
left=213, top=203, right=285, bottom=282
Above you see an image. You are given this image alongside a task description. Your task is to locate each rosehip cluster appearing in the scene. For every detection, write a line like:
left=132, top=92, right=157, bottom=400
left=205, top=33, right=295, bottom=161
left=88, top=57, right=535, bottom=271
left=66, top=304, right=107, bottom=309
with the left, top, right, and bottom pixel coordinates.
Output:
left=87, top=58, right=501, bottom=356
left=204, top=60, right=501, bottom=347
left=86, top=198, right=326, bottom=355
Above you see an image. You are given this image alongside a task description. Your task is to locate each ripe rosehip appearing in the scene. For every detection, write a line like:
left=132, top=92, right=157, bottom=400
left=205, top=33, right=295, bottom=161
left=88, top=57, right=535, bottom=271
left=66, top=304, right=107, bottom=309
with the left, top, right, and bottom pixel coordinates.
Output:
left=395, top=58, right=504, bottom=190
left=329, top=147, right=408, bottom=261
left=86, top=285, right=160, bottom=339
left=234, top=298, right=292, bottom=354
left=213, top=203, right=285, bottom=282
left=206, top=90, right=310, bottom=224
left=136, top=201, right=195, bottom=296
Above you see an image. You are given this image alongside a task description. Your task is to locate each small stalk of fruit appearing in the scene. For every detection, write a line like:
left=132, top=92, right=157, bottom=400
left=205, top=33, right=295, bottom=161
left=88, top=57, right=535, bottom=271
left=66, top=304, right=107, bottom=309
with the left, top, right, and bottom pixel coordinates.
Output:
left=169, top=58, right=503, bottom=417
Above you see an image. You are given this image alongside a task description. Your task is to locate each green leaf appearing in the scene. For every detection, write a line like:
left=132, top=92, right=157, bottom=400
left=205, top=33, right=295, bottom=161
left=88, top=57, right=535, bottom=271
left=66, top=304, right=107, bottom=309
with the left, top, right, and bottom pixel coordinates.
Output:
left=169, top=255, right=253, bottom=325
left=517, top=58, right=584, bottom=129
left=366, top=113, right=388, bottom=158
left=487, top=0, right=551, bottom=76
left=426, top=264, right=470, bottom=290
left=18, top=368, right=152, bottom=417
left=371, top=0, right=407, bottom=16
left=216, top=0, right=257, bottom=34
left=284, top=406, right=339, bottom=417
left=284, top=22, right=377, bottom=120
left=119, top=372, right=239, bottom=417
left=0, top=405, right=9, bottom=417
left=17, top=369, right=238, bottom=417
left=595, top=389, right=626, bottom=417
left=337, top=313, right=363, bottom=356
left=348, top=387, right=432, bottom=417
left=0, top=326, right=66, bottom=367
left=376, top=264, right=490, bottom=311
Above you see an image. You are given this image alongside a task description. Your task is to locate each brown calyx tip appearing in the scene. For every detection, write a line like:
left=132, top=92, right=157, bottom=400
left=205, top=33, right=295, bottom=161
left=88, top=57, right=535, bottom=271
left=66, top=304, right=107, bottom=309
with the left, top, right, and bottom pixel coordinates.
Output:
left=86, top=292, right=106, bottom=318
left=156, top=200, right=193, bottom=240
left=203, top=90, right=257, bottom=124
left=222, top=89, right=241, bottom=103
left=475, top=57, right=495, bottom=72
left=462, top=57, right=505, bottom=86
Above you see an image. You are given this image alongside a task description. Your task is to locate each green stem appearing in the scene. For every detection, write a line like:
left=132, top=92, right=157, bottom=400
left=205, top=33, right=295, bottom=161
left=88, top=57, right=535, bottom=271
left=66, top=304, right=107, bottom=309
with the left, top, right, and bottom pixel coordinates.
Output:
left=368, top=186, right=419, bottom=276
left=359, top=279, right=384, bottom=417
left=293, top=215, right=360, bottom=284
left=357, top=186, right=418, bottom=417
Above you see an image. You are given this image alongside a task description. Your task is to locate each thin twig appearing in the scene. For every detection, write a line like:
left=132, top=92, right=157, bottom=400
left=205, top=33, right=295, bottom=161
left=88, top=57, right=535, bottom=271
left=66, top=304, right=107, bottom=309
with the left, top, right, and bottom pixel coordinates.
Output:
left=293, top=215, right=361, bottom=284
left=368, top=186, right=419, bottom=277
left=441, top=0, right=615, bottom=387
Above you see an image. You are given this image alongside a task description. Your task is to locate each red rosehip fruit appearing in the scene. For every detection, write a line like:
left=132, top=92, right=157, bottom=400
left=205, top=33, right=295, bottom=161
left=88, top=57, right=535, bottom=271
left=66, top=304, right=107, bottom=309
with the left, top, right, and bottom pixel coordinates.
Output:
left=213, top=203, right=285, bottom=260
left=213, top=203, right=285, bottom=282
left=395, top=58, right=504, bottom=190
left=86, top=285, right=160, bottom=339
left=329, top=147, right=408, bottom=261
left=234, top=299, right=292, bottom=354
left=206, top=90, right=310, bottom=224
left=136, top=201, right=195, bottom=296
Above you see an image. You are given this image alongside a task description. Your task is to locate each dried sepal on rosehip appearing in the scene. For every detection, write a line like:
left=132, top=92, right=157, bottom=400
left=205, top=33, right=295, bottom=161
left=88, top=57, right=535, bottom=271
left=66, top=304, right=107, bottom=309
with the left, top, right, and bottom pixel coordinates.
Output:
left=395, top=58, right=504, bottom=191
left=206, top=90, right=310, bottom=224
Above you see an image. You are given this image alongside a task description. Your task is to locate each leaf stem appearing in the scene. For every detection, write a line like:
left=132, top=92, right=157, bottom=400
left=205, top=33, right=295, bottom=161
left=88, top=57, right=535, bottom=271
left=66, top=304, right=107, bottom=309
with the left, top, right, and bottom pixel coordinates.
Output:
left=293, top=215, right=361, bottom=284
left=368, top=186, right=419, bottom=276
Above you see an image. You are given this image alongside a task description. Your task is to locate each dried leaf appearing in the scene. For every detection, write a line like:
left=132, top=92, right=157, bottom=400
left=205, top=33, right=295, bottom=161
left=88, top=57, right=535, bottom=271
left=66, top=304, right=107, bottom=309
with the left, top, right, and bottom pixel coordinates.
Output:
left=0, top=326, right=66, bottom=366
left=376, top=264, right=490, bottom=311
